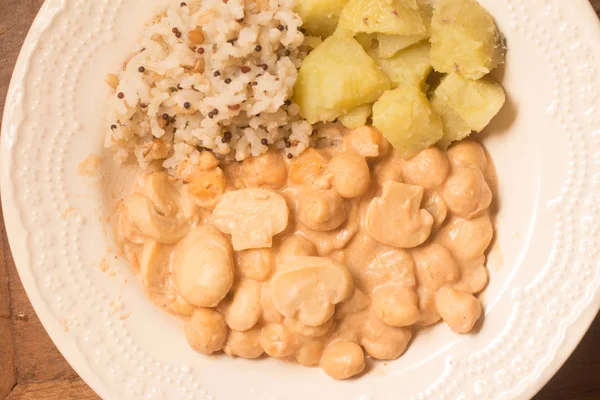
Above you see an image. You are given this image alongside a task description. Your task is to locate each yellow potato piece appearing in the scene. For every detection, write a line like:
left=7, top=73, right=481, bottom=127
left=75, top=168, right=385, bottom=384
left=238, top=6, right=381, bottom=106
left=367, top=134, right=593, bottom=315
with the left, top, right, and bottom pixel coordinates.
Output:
left=436, top=73, right=506, bottom=132
left=432, top=73, right=505, bottom=148
left=430, top=0, right=505, bottom=79
left=296, top=0, right=350, bottom=38
left=339, top=104, right=372, bottom=129
left=372, top=87, right=443, bottom=159
left=338, top=0, right=427, bottom=36
left=294, top=34, right=390, bottom=123
left=370, top=40, right=431, bottom=89
left=430, top=93, right=472, bottom=150
left=376, top=33, right=426, bottom=58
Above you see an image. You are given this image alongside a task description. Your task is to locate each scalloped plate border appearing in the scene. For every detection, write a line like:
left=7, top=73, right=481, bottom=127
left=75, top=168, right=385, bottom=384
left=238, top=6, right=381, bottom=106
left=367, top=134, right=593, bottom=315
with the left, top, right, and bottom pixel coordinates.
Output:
left=2, top=0, right=600, bottom=399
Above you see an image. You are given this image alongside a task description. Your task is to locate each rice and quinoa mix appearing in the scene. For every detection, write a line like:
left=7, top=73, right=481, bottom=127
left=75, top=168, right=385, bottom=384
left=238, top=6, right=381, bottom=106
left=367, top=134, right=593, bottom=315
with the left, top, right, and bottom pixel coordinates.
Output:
left=105, top=0, right=313, bottom=173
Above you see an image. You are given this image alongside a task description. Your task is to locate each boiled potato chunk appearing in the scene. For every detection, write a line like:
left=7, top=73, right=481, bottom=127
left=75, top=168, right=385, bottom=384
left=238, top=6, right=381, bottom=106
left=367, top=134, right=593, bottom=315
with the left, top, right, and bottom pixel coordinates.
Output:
left=430, top=0, right=505, bottom=79
left=340, top=104, right=372, bottom=129
left=355, top=33, right=377, bottom=52
left=373, top=87, right=443, bottom=159
left=302, top=36, right=323, bottom=49
left=296, top=0, right=349, bottom=38
left=338, top=0, right=428, bottom=36
left=377, top=34, right=427, bottom=58
left=430, top=93, right=472, bottom=149
left=436, top=73, right=505, bottom=132
left=294, top=35, right=390, bottom=124
left=371, top=41, right=431, bottom=89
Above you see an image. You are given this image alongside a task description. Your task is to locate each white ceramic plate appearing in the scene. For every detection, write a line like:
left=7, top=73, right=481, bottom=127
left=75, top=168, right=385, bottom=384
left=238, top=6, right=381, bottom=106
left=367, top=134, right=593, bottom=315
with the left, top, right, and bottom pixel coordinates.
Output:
left=2, top=0, right=600, bottom=399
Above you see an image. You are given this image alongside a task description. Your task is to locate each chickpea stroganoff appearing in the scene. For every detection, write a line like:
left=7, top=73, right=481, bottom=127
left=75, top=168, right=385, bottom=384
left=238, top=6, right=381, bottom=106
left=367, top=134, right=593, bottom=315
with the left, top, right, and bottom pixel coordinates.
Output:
left=108, top=0, right=507, bottom=380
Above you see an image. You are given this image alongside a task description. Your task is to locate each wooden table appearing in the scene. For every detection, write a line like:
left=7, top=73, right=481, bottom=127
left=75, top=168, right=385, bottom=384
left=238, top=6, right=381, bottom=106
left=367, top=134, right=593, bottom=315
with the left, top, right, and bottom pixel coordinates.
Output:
left=1, top=1, right=600, bottom=399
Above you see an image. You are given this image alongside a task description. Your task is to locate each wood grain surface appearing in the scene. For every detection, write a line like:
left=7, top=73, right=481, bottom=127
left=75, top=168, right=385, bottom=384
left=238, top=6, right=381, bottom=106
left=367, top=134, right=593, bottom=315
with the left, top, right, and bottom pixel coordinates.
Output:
left=1, top=1, right=600, bottom=399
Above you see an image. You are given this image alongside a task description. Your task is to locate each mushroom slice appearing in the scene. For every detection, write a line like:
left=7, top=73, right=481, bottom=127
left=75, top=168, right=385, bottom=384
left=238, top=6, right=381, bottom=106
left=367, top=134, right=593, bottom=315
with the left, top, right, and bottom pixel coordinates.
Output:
left=213, top=189, right=289, bottom=251
left=365, top=181, right=433, bottom=248
left=298, top=189, right=348, bottom=232
left=137, top=172, right=180, bottom=216
left=270, top=256, right=354, bottom=327
left=172, top=225, right=234, bottom=307
left=139, top=240, right=170, bottom=289
left=123, top=194, right=191, bottom=244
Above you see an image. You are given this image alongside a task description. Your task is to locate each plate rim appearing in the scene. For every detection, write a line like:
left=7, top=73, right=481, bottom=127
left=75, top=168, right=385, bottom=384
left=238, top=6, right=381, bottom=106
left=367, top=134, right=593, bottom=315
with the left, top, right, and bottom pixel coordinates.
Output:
left=1, top=0, right=600, bottom=399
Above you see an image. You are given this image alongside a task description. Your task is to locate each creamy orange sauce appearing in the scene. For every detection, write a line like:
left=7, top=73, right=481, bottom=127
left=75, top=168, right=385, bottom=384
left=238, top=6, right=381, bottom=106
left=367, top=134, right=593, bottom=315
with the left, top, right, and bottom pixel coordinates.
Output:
left=115, top=124, right=496, bottom=379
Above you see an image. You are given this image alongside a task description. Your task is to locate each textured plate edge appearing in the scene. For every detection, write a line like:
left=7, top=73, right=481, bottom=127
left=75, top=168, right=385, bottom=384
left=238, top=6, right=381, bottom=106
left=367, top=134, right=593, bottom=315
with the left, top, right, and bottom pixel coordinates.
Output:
left=0, top=1, right=599, bottom=400
left=503, top=1, right=600, bottom=398
left=0, top=0, right=114, bottom=399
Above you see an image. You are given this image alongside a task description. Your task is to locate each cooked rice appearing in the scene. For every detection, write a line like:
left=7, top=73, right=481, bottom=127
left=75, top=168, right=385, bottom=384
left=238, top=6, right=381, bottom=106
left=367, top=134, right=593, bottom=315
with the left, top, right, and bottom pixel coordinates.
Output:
left=105, top=0, right=313, bottom=172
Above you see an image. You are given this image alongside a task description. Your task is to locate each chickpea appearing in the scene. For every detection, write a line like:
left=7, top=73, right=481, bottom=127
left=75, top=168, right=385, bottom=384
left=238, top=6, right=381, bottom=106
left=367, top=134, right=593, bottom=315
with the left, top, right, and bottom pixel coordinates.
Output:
left=412, top=243, right=461, bottom=291
left=453, top=263, right=489, bottom=294
left=320, top=340, right=365, bottom=380
left=329, top=154, right=371, bottom=198
left=442, top=166, right=492, bottom=219
left=418, top=287, right=441, bottom=326
left=373, top=285, right=420, bottom=327
left=337, top=289, right=371, bottom=316
left=447, top=140, right=487, bottom=172
left=365, top=250, right=416, bottom=291
left=184, top=308, right=228, bottom=355
left=224, top=279, right=262, bottom=332
left=188, top=167, right=227, bottom=209
left=169, top=295, right=195, bottom=316
left=240, top=149, right=288, bottom=189
left=440, top=212, right=494, bottom=262
left=223, top=326, right=264, bottom=359
left=436, top=287, right=483, bottom=333
left=299, top=190, right=348, bottom=231
left=421, top=191, right=448, bottom=230
left=402, top=147, right=450, bottom=189
left=374, top=152, right=404, bottom=186
left=177, top=152, right=220, bottom=182
left=360, top=316, right=412, bottom=360
left=260, top=323, right=299, bottom=358
left=296, top=339, right=325, bottom=366
left=276, top=235, right=317, bottom=264
left=261, top=285, right=284, bottom=324
left=236, top=249, right=275, bottom=282
left=344, top=126, right=389, bottom=158
left=289, top=148, right=329, bottom=185
left=284, top=317, right=333, bottom=338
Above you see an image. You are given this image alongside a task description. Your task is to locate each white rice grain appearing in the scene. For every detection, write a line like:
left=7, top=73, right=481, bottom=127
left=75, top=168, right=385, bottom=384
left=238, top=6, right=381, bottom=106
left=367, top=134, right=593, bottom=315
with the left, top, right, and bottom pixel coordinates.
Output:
left=105, top=0, right=313, bottom=173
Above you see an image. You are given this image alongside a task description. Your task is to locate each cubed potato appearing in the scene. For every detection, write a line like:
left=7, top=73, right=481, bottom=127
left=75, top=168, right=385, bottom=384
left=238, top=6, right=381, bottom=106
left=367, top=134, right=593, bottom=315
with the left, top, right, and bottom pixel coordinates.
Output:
left=294, top=34, right=390, bottom=123
left=430, top=0, right=505, bottom=79
left=371, top=41, right=431, bottom=89
left=302, top=36, right=323, bottom=49
left=340, top=104, right=373, bottom=129
left=355, top=33, right=377, bottom=52
left=377, top=34, right=427, bottom=58
left=430, top=93, right=472, bottom=149
left=417, top=0, right=433, bottom=30
left=338, top=0, right=428, bottom=36
left=436, top=73, right=505, bottom=132
left=372, top=87, right=443, bottom=159
left=296, top=0, right=350, bottom=38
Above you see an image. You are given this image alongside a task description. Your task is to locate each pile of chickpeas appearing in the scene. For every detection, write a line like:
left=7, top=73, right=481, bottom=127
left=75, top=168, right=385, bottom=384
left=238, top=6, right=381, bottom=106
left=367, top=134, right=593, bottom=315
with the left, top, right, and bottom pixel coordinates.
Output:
left=118, top=125, right=495, bottom=380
